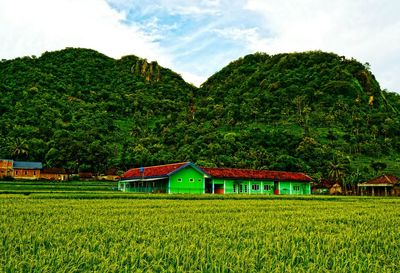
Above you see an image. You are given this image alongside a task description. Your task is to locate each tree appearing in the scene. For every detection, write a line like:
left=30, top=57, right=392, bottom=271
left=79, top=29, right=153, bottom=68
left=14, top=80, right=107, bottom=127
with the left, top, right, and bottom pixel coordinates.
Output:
left=8, top=138, right=29, bottom=160
left=370, top=161, right=387, bottom=175
left=327, top=155, right=350, bottom=193
left=328, top=161, right=346, bottom=182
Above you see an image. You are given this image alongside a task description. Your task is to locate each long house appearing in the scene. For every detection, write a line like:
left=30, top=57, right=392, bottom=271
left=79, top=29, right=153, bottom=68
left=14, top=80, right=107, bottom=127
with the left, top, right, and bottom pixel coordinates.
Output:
left=0, top=159, right=42, bottom=180
left=0, top=159, right=66, bottom=181
left=119, top=162, right=312, bottom=195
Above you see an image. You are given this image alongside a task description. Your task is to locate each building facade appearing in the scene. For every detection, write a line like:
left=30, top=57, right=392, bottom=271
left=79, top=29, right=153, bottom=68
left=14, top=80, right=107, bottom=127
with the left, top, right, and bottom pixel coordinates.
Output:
left=0, top=159, right=42, bottom=180
left=12, top=161, right=42, bottom=180
left=358, top=174, right=399, bottom=196
left=40, top=168, right=68, bottom=181
left=0, top=159, right=14, bottom=178
left=119, top=162, right=312, bottom=195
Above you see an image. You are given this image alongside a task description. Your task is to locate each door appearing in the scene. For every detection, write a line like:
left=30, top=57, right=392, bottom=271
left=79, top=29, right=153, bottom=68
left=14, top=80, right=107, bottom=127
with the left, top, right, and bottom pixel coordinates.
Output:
left=274, top=181, right=279, bottom=195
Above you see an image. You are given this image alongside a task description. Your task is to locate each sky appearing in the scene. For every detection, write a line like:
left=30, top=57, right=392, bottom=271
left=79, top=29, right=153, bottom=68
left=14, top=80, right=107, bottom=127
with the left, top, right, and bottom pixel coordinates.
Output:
left=0, top=0, right=399, bottom=92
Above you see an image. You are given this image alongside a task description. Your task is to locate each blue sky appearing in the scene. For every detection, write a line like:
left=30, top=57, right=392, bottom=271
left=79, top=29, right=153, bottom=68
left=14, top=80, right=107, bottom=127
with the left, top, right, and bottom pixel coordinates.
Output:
left=106, top=0, right=271, bottom=84
left=0, top=0, right=399, bottom=92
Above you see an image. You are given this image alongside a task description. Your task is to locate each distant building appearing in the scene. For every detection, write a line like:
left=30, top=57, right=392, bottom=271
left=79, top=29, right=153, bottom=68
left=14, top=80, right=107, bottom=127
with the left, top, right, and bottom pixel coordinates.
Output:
left=0, top=159, right=14, bottom=178
left=358, top=174, right=399, bottom=196
left=79, top=172, right=94, bottom=180
left=97, top=168, right=120, bottom=181
left=40, top=168, right=68, bottom=181
left=13, top=161, right=42, bottom=180
left=0, top=159, right=43, bottom=180
left=119, top=162, right=312, bottom=195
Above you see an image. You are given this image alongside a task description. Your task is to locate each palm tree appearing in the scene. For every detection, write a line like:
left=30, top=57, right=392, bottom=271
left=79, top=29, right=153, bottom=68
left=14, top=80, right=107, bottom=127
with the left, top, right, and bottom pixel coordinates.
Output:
left=328, top=161, right=346, bottom=183
left=327, top=157, right=349, bottom=194
left=9, top=138, right=29, bottom=160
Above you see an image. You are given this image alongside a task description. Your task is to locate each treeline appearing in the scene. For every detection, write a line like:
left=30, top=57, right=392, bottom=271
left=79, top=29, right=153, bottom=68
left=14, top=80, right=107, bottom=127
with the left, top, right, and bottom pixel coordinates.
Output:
left=0, top=48, right=399, bottom=185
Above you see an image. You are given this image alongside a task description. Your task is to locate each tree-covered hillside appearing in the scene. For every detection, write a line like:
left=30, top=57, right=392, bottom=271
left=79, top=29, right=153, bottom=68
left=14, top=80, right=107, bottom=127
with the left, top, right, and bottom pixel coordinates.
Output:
left=196, top=52, right=400, bottom=182
left=0, top=48, right=196, bottom=172
left=1, top=48, right=399, bottom=185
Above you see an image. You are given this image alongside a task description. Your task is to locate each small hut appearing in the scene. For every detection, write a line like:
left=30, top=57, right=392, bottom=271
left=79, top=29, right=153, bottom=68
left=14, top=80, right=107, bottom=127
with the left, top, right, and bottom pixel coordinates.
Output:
left=329, top=183, right=343, bottom=195
left=358, top=174, right=399, bottom=196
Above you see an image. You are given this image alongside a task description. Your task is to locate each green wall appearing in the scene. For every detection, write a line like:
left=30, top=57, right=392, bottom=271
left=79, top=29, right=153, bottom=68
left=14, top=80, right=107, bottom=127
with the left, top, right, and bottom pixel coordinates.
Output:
left=210, top=179, right=310, bottom=195
left=119, top=165, right=311, bottom=195
left=169, top=166, right=205, bottom=194
left=279, top=181, right=311, bottom=195
left=211, top=178, right=275, bottom=194
left=118, top=180, right=167, bottom=193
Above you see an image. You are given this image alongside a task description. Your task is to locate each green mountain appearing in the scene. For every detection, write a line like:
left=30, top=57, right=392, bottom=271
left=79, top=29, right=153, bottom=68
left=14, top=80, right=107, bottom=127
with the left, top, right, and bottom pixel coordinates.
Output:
left=0, top=48, right=195, bottom=172
left=1, top=48, right=399, bottom=183
left=196, top=52, right=400, bottom=180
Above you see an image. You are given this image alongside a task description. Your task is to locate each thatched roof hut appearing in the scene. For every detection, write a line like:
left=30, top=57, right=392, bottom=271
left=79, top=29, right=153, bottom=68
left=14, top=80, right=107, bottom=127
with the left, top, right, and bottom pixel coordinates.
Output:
left=329, top=183, right=342, bottom=195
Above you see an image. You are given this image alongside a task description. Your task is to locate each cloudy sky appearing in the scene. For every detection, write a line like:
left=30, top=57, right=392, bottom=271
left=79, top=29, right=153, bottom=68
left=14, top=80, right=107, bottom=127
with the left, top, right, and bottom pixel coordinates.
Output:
left=0, top=0, right=399, bottom=92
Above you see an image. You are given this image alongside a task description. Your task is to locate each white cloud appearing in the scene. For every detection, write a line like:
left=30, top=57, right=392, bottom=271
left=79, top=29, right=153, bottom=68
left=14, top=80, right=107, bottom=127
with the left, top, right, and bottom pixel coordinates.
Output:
left=0, top=0, right=172, bottom=65
left=159, top=0, right=222, bottom=16
left=179, top=71, right=207, bottom=87
left=107, top=0, right=223, bottom=17
left=244, top=0, right=400, bottom=92
left=213, top=27, right=269, bottom=50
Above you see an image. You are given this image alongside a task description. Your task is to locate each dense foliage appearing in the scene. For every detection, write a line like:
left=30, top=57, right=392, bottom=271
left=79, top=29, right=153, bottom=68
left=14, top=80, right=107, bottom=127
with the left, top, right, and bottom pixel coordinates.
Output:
left=0, top=48, right=195, bottom=172
left=197, top=52, right=400, bottom=184
left=1, top=48, right=399, bottom=184
left=1, top=195, right=400, bottom=272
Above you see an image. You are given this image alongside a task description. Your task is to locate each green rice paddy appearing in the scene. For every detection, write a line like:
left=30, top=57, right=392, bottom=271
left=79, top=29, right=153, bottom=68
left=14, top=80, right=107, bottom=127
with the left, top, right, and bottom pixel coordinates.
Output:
left=1, top=183, right=399, bottom=272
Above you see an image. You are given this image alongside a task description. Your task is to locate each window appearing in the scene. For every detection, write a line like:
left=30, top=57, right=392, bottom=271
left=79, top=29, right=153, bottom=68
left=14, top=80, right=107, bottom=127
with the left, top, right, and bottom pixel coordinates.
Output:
left=293, top=186, right=300, bottom=191
left=252, top=184, right=260, bottom=191
left=198, top=178, right=202, bottom=182
left=189, top=178, right=194, bottom=183
left=25, top=171, right=28, bottom=175
left=177, top=178, right=182, bottom=182
left=34, top=171, right=36, bottom=175
left=264, top=185, right=272, bottom=191
left=15, top=170, right=18, bottom=175
left=239, top=184, right=249, bottom=193
left=233, top=184, right=237, bottom=193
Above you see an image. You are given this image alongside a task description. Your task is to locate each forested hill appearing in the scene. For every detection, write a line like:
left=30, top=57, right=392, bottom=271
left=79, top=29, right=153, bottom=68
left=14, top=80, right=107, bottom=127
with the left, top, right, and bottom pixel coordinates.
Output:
left=1, top=48, right=399, bottom=182
left=196, top=52, right=400, bottom=181
left=0, top=48, right=196, bottom=173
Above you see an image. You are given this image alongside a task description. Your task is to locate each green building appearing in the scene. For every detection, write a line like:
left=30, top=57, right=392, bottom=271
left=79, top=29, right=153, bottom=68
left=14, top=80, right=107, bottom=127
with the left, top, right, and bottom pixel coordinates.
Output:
left=119, top=162, right=311, bottom=195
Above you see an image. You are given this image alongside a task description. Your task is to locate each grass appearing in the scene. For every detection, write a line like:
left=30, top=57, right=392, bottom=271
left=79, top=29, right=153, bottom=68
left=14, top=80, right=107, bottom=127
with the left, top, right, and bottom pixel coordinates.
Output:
left=1, top=182, right=399, bottom=272
left=1, top=195, right=399, bottom=272
left=0, top=180, right=117, bottom=194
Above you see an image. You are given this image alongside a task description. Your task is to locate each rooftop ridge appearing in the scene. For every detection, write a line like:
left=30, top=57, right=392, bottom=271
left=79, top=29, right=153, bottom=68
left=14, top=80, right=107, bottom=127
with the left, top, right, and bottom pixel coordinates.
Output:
left=202, top=166, right=310, bottom=174
left=132, top=162, right=190, bottom=169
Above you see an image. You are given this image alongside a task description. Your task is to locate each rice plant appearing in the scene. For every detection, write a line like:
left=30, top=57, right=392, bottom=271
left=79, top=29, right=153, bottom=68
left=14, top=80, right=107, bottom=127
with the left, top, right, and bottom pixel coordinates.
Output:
left=0, top=196, right=399, bottom=272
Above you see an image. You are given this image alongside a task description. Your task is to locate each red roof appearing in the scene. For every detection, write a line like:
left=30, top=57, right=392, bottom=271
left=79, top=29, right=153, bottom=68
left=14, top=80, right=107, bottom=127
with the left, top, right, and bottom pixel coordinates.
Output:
left=362, top=174, right=398, bottom=185
left=122, top=162, right=312, bottom=182
left=42, top=168, right=67, bottom=174
left=202, top=167, right=311, bottom=181
left=122, top=162, right=189, bottom=178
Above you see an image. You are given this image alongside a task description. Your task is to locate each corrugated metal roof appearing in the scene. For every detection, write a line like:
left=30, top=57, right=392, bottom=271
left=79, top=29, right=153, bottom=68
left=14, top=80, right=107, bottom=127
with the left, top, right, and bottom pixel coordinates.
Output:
left=122, top=162, right=191, bottom=179
left=202, top=167, right=312, bottom=181
left=360, top=174, right=398, bottom=185
left=122, top=162, right=311, bottom=182
left=13, top=161, right=43, bottom=169
left=42, top=168, right=67, bottom=174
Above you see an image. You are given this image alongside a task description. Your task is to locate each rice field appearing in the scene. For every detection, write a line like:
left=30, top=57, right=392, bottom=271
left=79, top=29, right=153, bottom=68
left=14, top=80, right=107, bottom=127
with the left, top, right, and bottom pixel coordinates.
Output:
left=1, top=194, right=399, bottom=272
